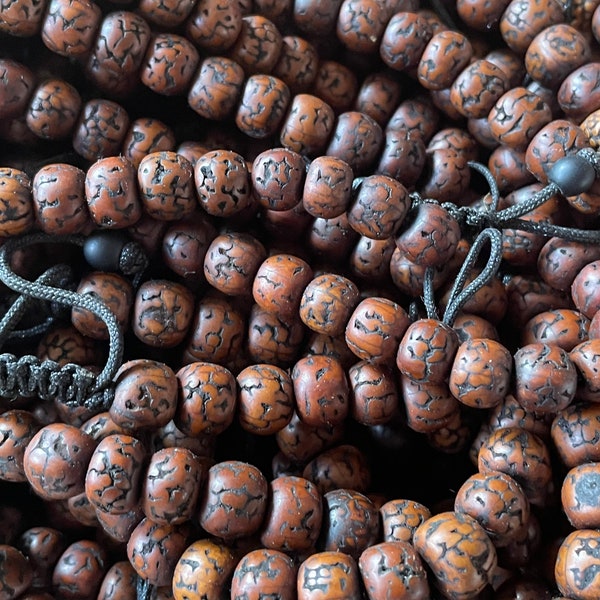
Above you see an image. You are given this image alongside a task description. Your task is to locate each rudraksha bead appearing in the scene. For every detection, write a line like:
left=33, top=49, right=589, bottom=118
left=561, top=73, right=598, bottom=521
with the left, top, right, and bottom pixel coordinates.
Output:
left=0, top=168, right=33, bottom=237
left=359, top=541, right=430, bottom=600
left=380, top=11, right=432, bottom=71
left=230, top=548, right=296, bottom=600
left=302, top=156, right=353, bottom=219
left=41, top=0, right=102, bottom=57
left=81, top=412, right=128, bottom=442
left=0, top=0, right=48, bottom=35
left=0, top=545, right=33, bottom=599
left=110, top=359, right=178, bottom=431
left=0, top=60, right=35, bottom=121
left=272, top=35, right=319, bottom=95
left=175, top=361, right=237, bottom=436
left=127, top=518, right=188, bottom=587
left=23, top=423, right=96, bottom=500
left=236, top=363, right=294, bottom=435
left=17, top=527, right=66, bottom=590
left=52, top=540, right=107, bottom=599
left=297, top=551, right=361, bottom=600
left=522, top=308, right=589, bottom=350
left=354, top=72, right=402, bottom=128
left=414, top=511, right=497, bottom=599
left=185, top=0, right=242, bottom=52
left=121, top=118, right=176, bottom=169
left=96, top=506, right=144, bottom=543
left=260, top=475, right=322, bottom=553
left=555, top=529, right=600, bottom=599
left=570, top=339, right=600, bottom=401
left=198, top=460, right=268, bottom=539
left=348, top=360, right=398, bottom=426
left=67, top=491, right=98, bottom=528
left=457, top=0, right=512, bottom=30
left=72, top=99, right=130, bottom=162
left=572, top=259, right=600, bottom=319
left=172, top=539, right=237, bottom=600
left=138, top=0, right=196, bottom=27
left=487, top=145, right=536, bottom=193
left=311, top=60, right=358, bottom=114
left=379, top=498, right=431, bottom=544
left=293, top=0, right=343, bottom=35
left=0, top=410, right=41, bottom=483
left=561, top=462, right=600, bottom=528
left=97, top=560, right=137, bottom=600
left=453, top=313, right=499, bottom=343
left=376, top=126, right=427, bottom=188
left=557, top=62, right=600, bottom=122
left=336, top=0, right=389, bottom=54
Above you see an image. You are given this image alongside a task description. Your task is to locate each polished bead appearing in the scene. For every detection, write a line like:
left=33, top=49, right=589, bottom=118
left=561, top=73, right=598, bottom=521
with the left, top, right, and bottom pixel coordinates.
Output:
left=547, top=154, right=597, bottom=197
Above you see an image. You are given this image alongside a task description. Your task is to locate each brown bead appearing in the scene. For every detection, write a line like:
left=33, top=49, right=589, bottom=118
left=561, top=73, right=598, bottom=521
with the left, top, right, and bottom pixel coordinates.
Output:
left=41, top=0, right=101, bottom=57
left=582, top=107, right=600, bottom=148
left=380, top=498, right=431, bottom=544
left=348, top=360, right=398, bottom=426
left=127, top=518, right=188, bottom=587
left=293, top=0, right=343, bottom=35
left=137, top=0, right=195, bottom=27
left=260, top=475, right=322, bottom=552
left=522, top=309, right=589, bottom=351
left=453, top=313, right=499, bottom=343
left=237, top=364, right=294, bottom=435
left=231, top=548, right=296, bottom=600
left=552, top=402, right=600, bottom=467
left=81, top=412, right=128, bottom=442
left=37, top=323, right=100, bottom=369
left=359, top=541, right=430, bottom=600
left=272, top=35, right=318, bottom=95
left=0, top=0, right=47, bottom=35
left=572, top=260, right=600, bottom=319
left=556, top=529, right=600, bottom=599
left=0, top=59, right=35, bottom=120
left=336, top=0, right=389, bottom=54
left=0, top=168, right=33, bottom=237
left=525, top=24, right=591, bottom=89
left=414, top=511, right=497, bottom=599
left=72, top=99, right=130, bottom=162
left=121, top=118, right=176, bottom=170
left=67, top=491, right=99, bottom=528
left=380, top=11, right=432, bottom=71
left=291, top=355, right=349, bottom=427
left=570, top=339, right=600, bottom=401
left=376, top=127, right=427, bottom=188
left=96, top=506, right=143, bottom=543
left=0, top=410, right=41, bottom=483
left=17, top=527, right=66, bottom=590
left=488, top=393, right=552, bottom=442
left=354, top=72, right=402, bottom=128
left=487, top=145, right=536, bottom=194
left=478, top=426, right=552, bottom=507
left=311, top=60, right=358, bottom=114
left=185, top=0, right=242, bottom=52
left=52, top=540, right=107, bottom=599
left=557, top=62, right=600, bottom=122
left=561, top=462, right=600, bottom=528
left=172, top=539, right=236, bottom=600
left=175, top=361, right=237, bottom=436
left=97, top=560, right=137, bottom=600
left=23, top=423, right=95, bottom=500
left=111, top=359, right=178, bottom=431
left=302, top=156, right=353, bottom=219
left=297, top=551, right=361, bottom=600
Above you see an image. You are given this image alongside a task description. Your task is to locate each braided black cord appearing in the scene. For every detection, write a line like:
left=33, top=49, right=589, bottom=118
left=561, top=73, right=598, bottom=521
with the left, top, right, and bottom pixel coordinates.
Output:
left=136, top=576, right=155, bottom=600
left=422, top=267, right=439, bottom=320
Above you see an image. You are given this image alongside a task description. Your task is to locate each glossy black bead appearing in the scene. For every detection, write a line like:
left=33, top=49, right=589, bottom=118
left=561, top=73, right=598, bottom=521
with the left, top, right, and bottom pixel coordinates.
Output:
left=547, top=154, right=596, bottom=197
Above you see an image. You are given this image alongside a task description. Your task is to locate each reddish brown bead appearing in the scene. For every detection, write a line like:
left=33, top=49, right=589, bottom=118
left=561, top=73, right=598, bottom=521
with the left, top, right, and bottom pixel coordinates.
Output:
left=175, top=361, right=237, bottom=436
left=121, top=118, right=176, bottom=170
left=354, top=72, right=402, bottom=128
left=380, top=11, right=432, bottom=71
left=260, top=475, right=322, bottom=552
left=359, top=541, right=430, bottom=600
left=127, top=518, right=188, bottom=587
left=172, top=539, right=236, bottom=600
left=291, top=355, right=349, bottom=427
left=96, top=506, right=143, bottom=543
left=376, top=127, right=427, bottom=188
left=272, top=35, right=318, bottom=95
left=185, top=0, right=242, bottom=52
left=137, top=0, right=195, bottom=27
left=0, top=168, right=33, bottom=237
left=97, top=560, right=137, bottom=600
left=336, top=0, right=389, bottom=54
left=558, top=62, right=600, bottom=122
left=52, top=540, right=107, bottom=599
left=81, top=412, right=128, bottom=442
left=453, top=313, right=499, bottom=343
left=0, top=0, right=47, bottom=35
left=414, top=511, right=497, bottom=599
left=478, top=426, right=553, bottom=506
left=561, top=462, right=600, bottom=528
left=0, top=410, right=41, bottom=483
left=237, top=364, right=294, bottom=435
left=348, top=360, right=398, bottom=426
left=302, top=156, right=353, bottom=219
left=230, top=548, right=296, bottom=600
left=380, top=499, right=431, bottom=544
left=556, top=529, right=600, bottom=599
left=570, top=339, right=600, bottom=401
left=17, top=527, right=66, bottom=590
left=488, top=393, right=553, bottom=443
left=297, top=551, right=361, bottom=600
left=522, top=309, right=589, bottom=351
left=311, top=60, right=358, bottom=114
left=525, top=24, right=591, bottom=89
left=41, top=0, right=101, bottom=57
left=552, top=402, right=600, bottom=467
left=0, top=545, right=32, bottom=600
left=0, top=60, right=34, bottom=120
left=572, top=260, right=600, bottom=319
left=110, top=359, right=178, bottom=431
left=293, top=0, right=343, bottom=35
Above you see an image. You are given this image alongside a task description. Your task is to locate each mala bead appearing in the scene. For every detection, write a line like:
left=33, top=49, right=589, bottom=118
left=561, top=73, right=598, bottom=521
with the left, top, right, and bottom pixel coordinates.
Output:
left=52, top=540, right=107, bottom=599
left=272, top=35, right=319, bottom=95
left=67, top=491, right=98, bottom=527
left=17, top=527, right=66, bottom=590
left=305, top=332, right=360, bottom=370
left=325, top=111, right=383, bottom=174
left=485, top=47, right=527, bottom=89
left=379, top=11, right=432, bottom=71
left=188, top=57, right=245, bottom=121
left=389, top=247, right=447, bottom=297
left=570, top=339, right=600, bottom=400
left=81, top=412, right=128, bottom=441
left=302, top=156, right=353, bottom=219
left=522, top=308, right=589, bottom=351
left=185, top=0, right=241, bottom=52
left=85, top=156, right=142, bottom=229
left=297, top=551, right=361, bottom=600
left=194, top=150, right=252, bottom=217
left=132, top=279, right=194, bottom=348
left=293, top=0, right=343, bottom=35
left=376, top=127, right=427, bottom=187
left=336, top=0, right=389, bottom=54
left=0, top=545, right=32, bottom=599
left=449, top=338, right=512, bottom=409
left=172, top=538, right=236, bottom=600
left=0, top=410, right=41, bottom=482
left=0, top=168, right=33, bottom=237
left=396, top=202, right=460, bottom=268
left=453, top=313, right=499, bottom=343
left=0, top=60, right=35, bottom=121
left=72, top=99, right=130, bottom=162
left=96, top=506, right=144, bottom=543
left=97, top=560, right=137, bottom=600
left=260, top=475, right=322, bottom=552
left=348, top=361, right=398, bottom=426
left=0, top=0, right=47, bottom=35
left=299, top=273, right=360, bottom=336
left=311, top=60, right=358, bottom=115
left=121, top=118, right=176, bottom=170
left=138, top=0, right=196, bottom=27
left=454, top=471, right=530, bottom=547
left=457, top=0, right=511, bottom=31
left=236, top=74, right=290, bottom=139
left=379, top=498, right=431, bottom=544
left=204, top=232, right=267, bottom=297
left=354, top=72, right=402, bottom=128
left=581, top=107, right=600, bottom=148
left=428, top=126, right=479, bottom=161
left=175, top=361, right=237, bottom=436
left=572, top=260, right=600, bottom=319
left=127, top=518, right=188, bottom=587
left=23, top=423, right=96, bottom=500
left=151, top=419, right=216, bottom=458
left=478, top=426, right=552, bottom=507
left=487, top=145, right=536, bottom=193
left=303, top=443, right=370, bottom=494
left=359, top=541, right=430, bottom=600
left=348, top=175, right=410, bottom=240
left=555, top=529, right=600, bottom=599
left=85, top=11, right=151, bottom=97
left=291, top=355, right=349, bottom=427
left=561, top=462, right=600, bottom=528
left=396, top=318, right=460, bottom=384
left=230, top=548, right=296, bottom=600
left=198, top=460, right=268, bottom=540
left=236, top=364, right=294, bottom=435
left=386, top=96, right=440, bottom=143
left=320, top=488, right=379, bottom=559
left=558, top=62, right=600, bottom=122
left=72, top=272, right=133, bottom=340
left=110, top=359, right=178, bottom=431
left=414, top=511, right=497, bottom=600
left=486, top=394, right=552, bottom=444
left=84, top=433, right=146, bottom=515
left=525, top=24, right=591, bottom=89
left=348, top=235, right=395, bottom=283
left=345, top=297, right=410, bottom=364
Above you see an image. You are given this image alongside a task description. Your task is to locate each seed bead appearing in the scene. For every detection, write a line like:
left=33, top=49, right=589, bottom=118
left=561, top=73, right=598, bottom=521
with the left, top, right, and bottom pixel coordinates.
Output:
left=185, top=0, right=242, bottom=52
left=522, top=308, right=589, bottom=351
left=302, top=156, right=353, bottom=219
left=97, top=560, right=137, bottom=600
left=0, top=0, right=48, bottom=35
left=570, top=339, right=600, bottom=401
left=0, top=168, right=33, bottom=237
left=376, top=127, right=427, bottom=187
left=17, top=527, right=66, bottom=590
left=137, top=0, right=196, bottom=27
left=555, top=529, right=600, bottom=599
left=81, top=412, right=128, bottom=442
left=354, top=72, right=402, bottom=128
left=52, top=540, right=107, bottom=599
left=561, top=462, right=600, bottom=528
left=379, top=498, right=431, bottom=544
left=348, top=361, right=398, bottom=426
left=311, top=60, right=358, bottom=114
left=0, top=410, right=41, bottom=483
left=0, top=59, right=35, bottom=121
left=121, top=118, right=176, bottom=170
left=297, top=551, right=361, bottom=600
left=572, top=260, right=600, bottom=319
left=272, top=35, right=319, bottom=95
left=96, top=506, right=144, bottom=544
left=293, top=0, right=343, bottom=36
left=336, top=0, right=390, bottom=54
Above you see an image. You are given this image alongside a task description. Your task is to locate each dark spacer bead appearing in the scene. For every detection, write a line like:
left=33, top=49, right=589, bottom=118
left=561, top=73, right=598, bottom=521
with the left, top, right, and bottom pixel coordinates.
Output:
left=83, top=230, right=129, bottom=272
left=546, top=154, right=597, bottom=197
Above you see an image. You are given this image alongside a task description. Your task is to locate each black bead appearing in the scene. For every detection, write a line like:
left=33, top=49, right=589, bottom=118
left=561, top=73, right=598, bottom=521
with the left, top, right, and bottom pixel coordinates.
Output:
left=546, top=154, right=596, bottom=197
left=83, top=230, right=128, bottom=271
